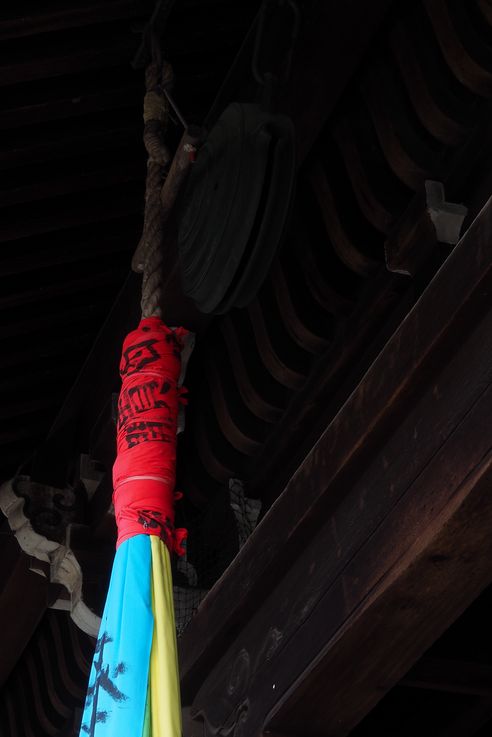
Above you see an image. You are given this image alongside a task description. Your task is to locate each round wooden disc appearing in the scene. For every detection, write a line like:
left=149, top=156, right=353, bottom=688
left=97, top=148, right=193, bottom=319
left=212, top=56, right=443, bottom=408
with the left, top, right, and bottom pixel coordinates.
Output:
left=178, top=103, right=295, bottom=314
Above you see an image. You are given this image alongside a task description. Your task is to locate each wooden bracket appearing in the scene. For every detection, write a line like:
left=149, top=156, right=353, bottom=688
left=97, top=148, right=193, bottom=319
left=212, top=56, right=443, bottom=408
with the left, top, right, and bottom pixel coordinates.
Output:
left=385, top=180, right=467, bottom=276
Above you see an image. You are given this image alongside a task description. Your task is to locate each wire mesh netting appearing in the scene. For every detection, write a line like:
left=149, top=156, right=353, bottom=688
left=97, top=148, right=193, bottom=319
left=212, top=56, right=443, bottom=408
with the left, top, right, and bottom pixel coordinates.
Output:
left=173, top=479, right=261, bottom=636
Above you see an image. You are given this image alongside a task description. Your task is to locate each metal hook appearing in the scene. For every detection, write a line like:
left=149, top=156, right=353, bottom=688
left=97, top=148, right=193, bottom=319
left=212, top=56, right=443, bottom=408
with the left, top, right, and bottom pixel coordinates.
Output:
left=252, top=0, right=301, bottom=87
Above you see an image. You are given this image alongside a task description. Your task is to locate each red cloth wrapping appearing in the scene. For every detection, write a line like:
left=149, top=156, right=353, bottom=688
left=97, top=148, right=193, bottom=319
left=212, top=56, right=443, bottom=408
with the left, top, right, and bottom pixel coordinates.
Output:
left=112, top=316, right=188, bottom=554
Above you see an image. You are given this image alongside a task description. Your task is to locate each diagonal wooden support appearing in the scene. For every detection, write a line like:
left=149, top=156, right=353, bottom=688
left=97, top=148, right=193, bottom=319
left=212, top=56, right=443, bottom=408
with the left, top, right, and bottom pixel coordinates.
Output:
left=179, top=195, right=492, bottom=737
left=0, top=529, right=58, bottom=688
left=400, top=656, right=492, bottom=697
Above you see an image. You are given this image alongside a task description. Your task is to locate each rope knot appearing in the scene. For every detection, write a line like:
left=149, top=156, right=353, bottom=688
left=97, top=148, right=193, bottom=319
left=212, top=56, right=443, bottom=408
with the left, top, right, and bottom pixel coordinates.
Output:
left=143, top=90, right=168, bottom=123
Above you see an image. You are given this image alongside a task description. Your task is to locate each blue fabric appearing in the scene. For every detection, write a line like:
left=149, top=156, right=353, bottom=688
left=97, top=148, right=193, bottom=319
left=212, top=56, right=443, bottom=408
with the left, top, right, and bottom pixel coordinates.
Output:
left=80, top=534, right=154, bottom=737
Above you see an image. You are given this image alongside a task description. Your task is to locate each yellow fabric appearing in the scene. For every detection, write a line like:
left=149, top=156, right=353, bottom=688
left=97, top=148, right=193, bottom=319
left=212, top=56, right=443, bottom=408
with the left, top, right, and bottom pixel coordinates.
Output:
left=143, top=680, right=151, bottom=737
left=149, top=536, right=182, bottom=737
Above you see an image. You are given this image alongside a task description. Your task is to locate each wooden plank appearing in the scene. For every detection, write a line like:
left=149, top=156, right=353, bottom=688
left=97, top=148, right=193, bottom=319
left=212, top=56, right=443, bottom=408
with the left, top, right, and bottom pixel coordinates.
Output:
left=307, top=160, right=381, bottom=276
left=0, top=157, right=145, bottom=208
left=0, top=539, right=53, bottom=688
left=400, top=657, right=492, bottom=696
left=436, top=698, right=492, bottom=737
left=0, top=84, right=140, bottom=130
left=179, top=196, right=492, bottom=711
left=0, top=38, right=137, bottom=87
left=0, top=336, right=95, bottom=377
left=0, top=124, right=139, bottom=170
left=186, top=301, right=492, bottom=736
left=0, top=183, right=143, bottom=242
left=266, top=441, right=492, bottom=736
left=0, top=270, right=126, bottom=311
left=28, top=271, right=140, bottom=486
left=0, top=1, right=152, bottom=40
left=0, top=233, right=136, bottom=276
left=248, top=269, right=404, bottom=505
left=284, top=0, right=395, bottom=165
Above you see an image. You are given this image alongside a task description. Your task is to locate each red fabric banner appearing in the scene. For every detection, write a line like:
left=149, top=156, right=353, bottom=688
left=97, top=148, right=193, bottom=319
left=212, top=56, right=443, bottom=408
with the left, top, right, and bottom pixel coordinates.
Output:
left=112, top=317, right=188, bottom=554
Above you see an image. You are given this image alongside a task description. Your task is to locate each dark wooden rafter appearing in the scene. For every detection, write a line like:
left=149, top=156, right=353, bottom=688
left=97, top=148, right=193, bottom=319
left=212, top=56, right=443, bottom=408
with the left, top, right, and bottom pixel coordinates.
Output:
left=179, top=196, right=492, bottom=736
left=204, top=0, right=396, bottom=169
left=0, top=0, right=263, bottom=497
left=436, top=700, right=492, bottom=737
left=0, top=229, right=139, bottom=277
left=0, top=157, right=144, bottom=208
left=388, top=19, right=464, bottom=146
left=0, top=605, right=93, bottom=737
left=400, top=657, right=492, bottom=697
left=0, top=81, right=141, bottom=130
left=0, top=183, right=143, bottom=242
left=284, top=0, right=395, bottom=166
left=179, top=0, right=492, bottom=509
left=0, top=33, right=141, bottom=87
left=0, top=1, right=153, bottom=41
left=0, top=269, right=128, bottom=310
left=0, top=0, right=260, bottom=498
left=247, top=267, right=405, bottom=504
left=0, top=534, right=59, bottom=689
left=0, top=124, right=140, bottom=169
left=4, top=2, right=492, bottom=735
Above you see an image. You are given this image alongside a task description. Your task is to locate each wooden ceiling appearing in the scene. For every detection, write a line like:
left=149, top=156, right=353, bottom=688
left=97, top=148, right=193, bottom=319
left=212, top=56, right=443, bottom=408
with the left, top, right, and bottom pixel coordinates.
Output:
left=0, top=0, right=259, bottom=483
left=2, top=0, right=492, bottom=736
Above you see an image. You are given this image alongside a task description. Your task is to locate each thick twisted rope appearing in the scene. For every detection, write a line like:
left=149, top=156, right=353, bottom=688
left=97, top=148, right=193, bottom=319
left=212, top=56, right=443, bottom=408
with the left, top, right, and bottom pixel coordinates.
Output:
left=137, top=63, right=173, bottom=318
left=136, top=60, right=202, bottom=318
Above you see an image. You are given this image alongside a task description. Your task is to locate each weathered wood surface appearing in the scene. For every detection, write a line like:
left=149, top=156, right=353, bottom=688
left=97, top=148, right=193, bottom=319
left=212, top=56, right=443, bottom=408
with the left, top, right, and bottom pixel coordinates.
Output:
left=266, top=426, right=492, bottom=735
left=436, top=697, right=492, bottom=737
left=0, top=0, right=152, bottom=40
left=247, top=267, right=405, bottom=505
left=400, top=656, right=492, bottom=697
left=0, top=535, right=55, bottom=688
left=285, top=0, right=395, bottom=165
left=179, top=196, right=492, bottom=736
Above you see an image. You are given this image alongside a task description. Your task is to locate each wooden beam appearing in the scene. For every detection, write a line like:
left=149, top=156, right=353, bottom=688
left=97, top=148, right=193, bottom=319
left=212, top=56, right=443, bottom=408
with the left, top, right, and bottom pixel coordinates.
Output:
left=436, top=697, right=492, bottom=737
left=0, top=160, right=144, bottom=208
left=248, top=268, right=405, bottom=504
left=284, top=0, right=395, bottom=166
left=265, top=447, right=492, bottom=736
left=0, top=84, right=141, bottom=130
left=0, top=1, right=152, bottom=40
left=189, top=391, right=492, bottom=736
left=0, top=183, right=143, bottom=242
left=0, top=124, right=139, bottom=170
left=0, top=537, right=54, bottom=687
left=400, top=657, right=492, bottom=697
left=203, top=0, right=393, bottom=168
left=0, top=39, right=138, bottom=88
left=179, top=196, right=492, bottom=736
left=0, top=269, right=127, bottom=311
left=0, top=232, right=136, bottom=276
left=28, top=271, right=140, bottom=487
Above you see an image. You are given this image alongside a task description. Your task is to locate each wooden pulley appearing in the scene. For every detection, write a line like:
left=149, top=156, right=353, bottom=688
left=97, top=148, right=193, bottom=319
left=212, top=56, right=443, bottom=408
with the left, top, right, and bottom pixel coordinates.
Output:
left=177, top=102, right=295, bottom=314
